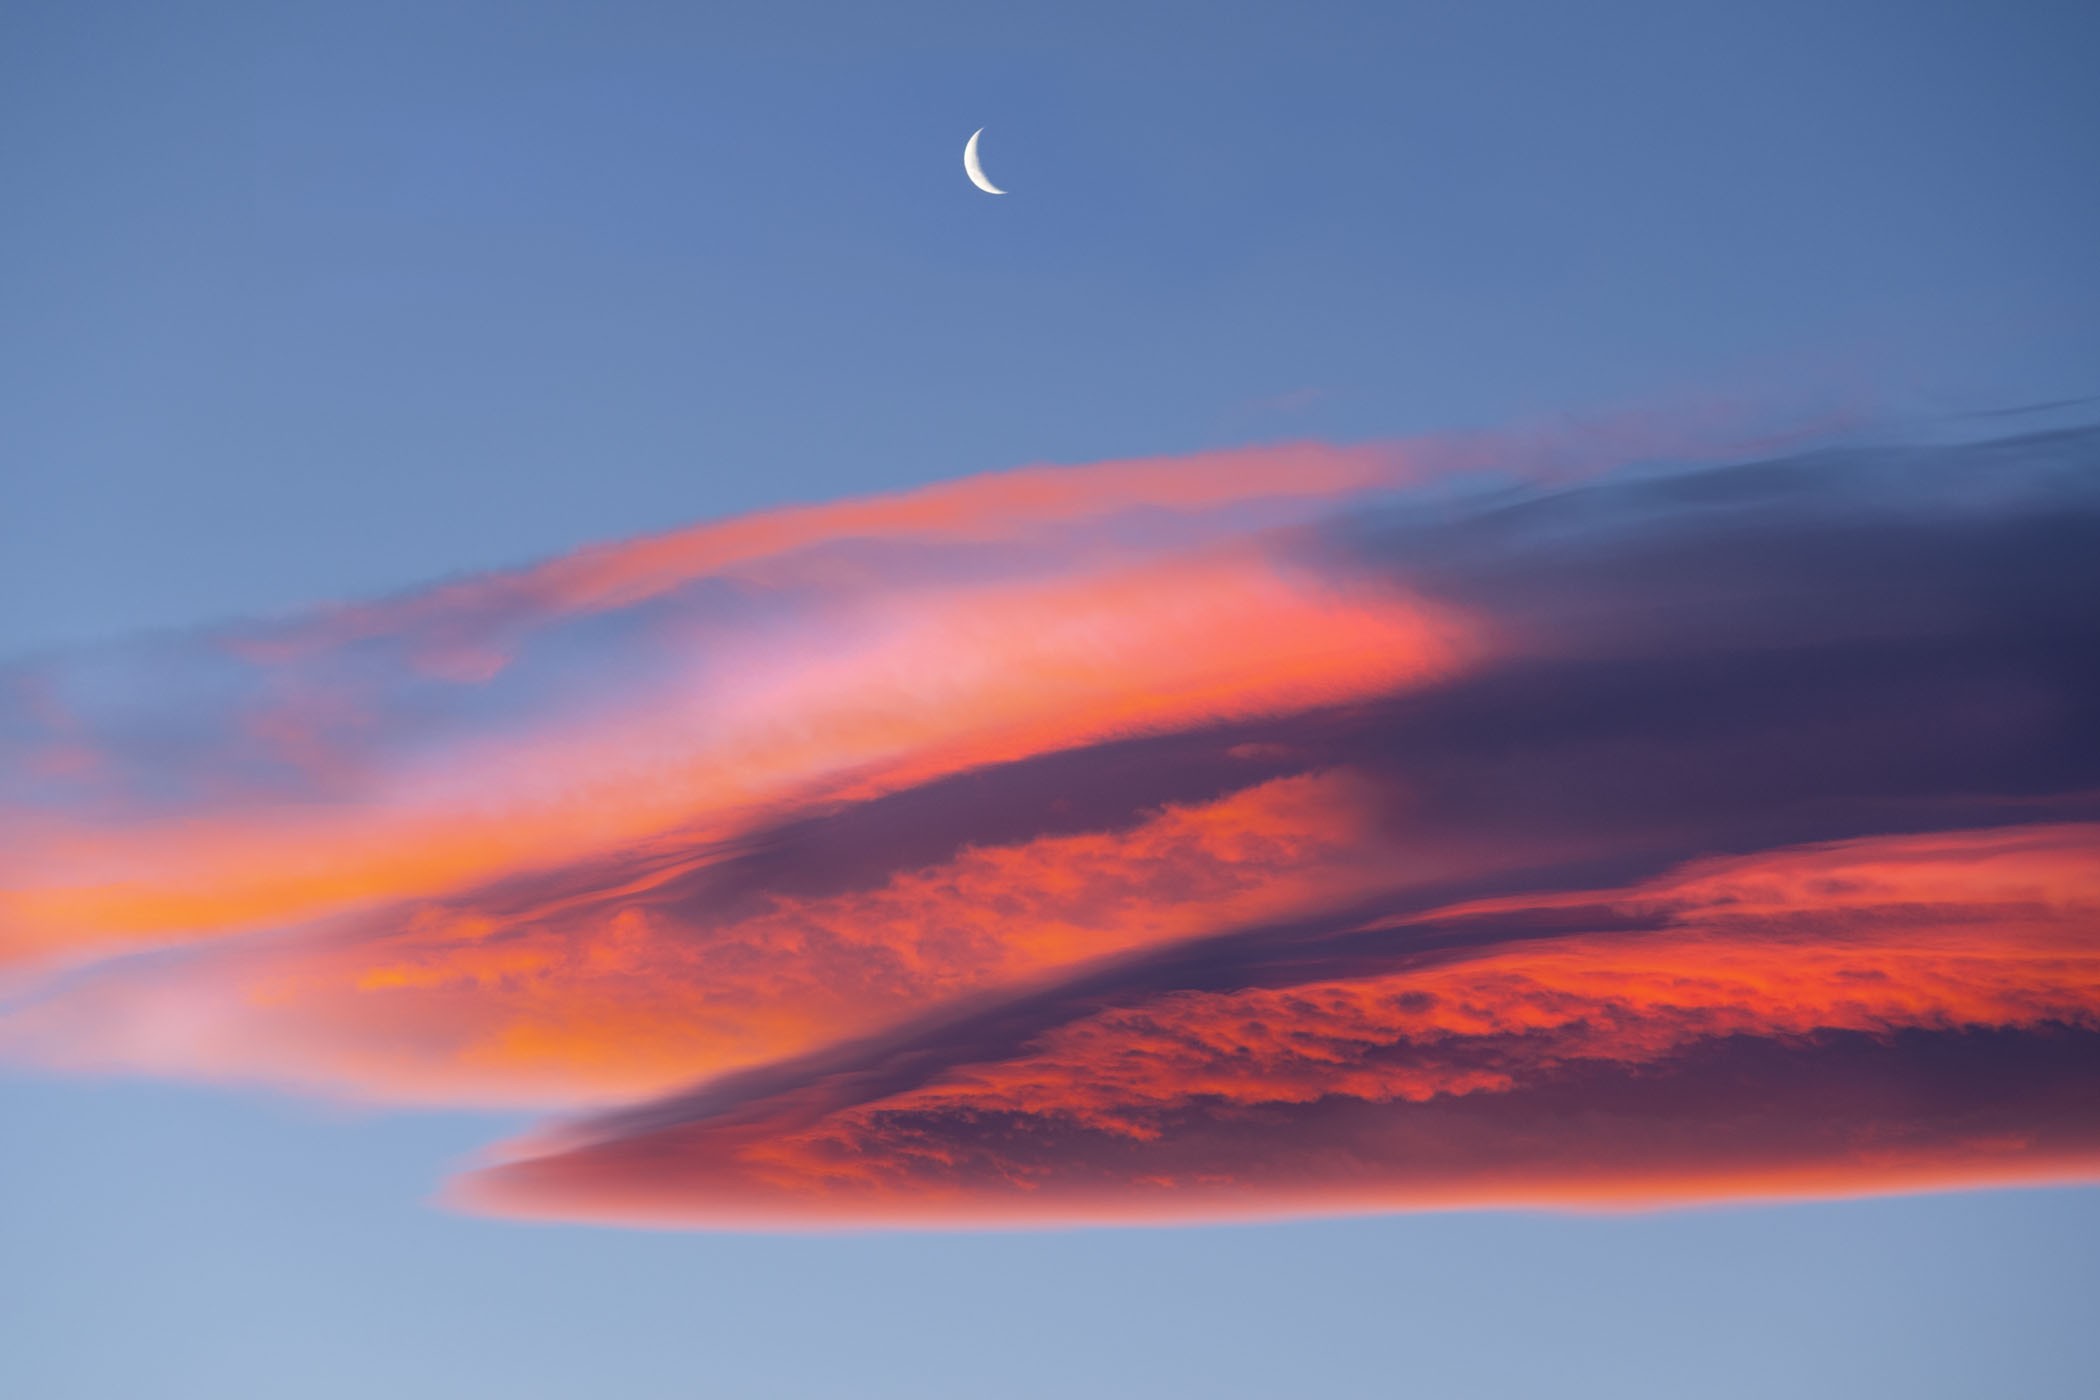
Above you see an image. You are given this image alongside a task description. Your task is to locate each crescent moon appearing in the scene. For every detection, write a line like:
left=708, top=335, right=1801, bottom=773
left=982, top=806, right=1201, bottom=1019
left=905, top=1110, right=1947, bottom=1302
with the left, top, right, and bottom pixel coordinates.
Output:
left=963, top=128, right=1006, bottom=195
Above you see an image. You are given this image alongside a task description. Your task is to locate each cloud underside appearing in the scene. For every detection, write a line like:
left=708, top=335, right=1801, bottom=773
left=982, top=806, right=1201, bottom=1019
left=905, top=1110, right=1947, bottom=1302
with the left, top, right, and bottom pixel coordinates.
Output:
left=4, top=424, right=2098, bottom=1226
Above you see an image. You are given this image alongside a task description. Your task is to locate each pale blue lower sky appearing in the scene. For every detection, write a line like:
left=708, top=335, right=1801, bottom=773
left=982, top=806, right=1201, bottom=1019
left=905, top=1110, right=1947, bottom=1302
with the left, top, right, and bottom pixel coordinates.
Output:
left=5, top=1075, right=2097, bottom=1399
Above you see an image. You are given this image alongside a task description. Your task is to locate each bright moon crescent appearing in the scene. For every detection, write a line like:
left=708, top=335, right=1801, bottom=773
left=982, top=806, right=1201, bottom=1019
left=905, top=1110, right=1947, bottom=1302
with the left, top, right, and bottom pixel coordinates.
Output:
left=963, top=128, right=1006, bottom=195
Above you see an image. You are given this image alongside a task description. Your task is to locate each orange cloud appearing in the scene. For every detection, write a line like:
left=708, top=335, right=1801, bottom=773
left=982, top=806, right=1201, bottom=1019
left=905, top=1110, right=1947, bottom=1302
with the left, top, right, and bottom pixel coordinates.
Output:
left=4, top=421, right=2095, bottom=1231
left=890, top=825, right=2100, bottom=1136
left=455, top=823, right=2100, bottom=1227
left=5, top=770, right=1399, bottom=1106
left=1, top=547, right=1474, bottom=965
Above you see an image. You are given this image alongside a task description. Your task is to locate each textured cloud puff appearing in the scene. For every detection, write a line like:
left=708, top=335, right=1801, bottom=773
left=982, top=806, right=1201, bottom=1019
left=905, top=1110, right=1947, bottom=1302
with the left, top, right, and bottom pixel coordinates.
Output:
left=4, top=422, right=2098, bottom=1228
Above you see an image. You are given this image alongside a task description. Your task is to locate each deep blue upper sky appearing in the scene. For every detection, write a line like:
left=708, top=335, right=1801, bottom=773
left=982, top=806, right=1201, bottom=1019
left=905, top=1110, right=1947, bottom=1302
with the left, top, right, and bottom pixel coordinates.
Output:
left=5, top=0, right=2097, bottom=656
left=3, top=3, right=2097, bottom=1396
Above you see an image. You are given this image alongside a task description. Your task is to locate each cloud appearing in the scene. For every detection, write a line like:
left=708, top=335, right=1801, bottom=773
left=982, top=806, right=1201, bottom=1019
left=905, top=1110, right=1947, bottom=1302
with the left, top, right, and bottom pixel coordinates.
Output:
left=454, top=823, right=2100, bottom=1226
left=0, top=456, right=1472, bottom=962
left=3, top=422, right=2097, bottom=1227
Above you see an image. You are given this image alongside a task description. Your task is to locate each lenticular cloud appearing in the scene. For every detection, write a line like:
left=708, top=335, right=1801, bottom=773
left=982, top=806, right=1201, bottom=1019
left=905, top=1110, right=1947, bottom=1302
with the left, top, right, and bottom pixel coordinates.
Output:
left=4, top=423, right=2097, bottom=1228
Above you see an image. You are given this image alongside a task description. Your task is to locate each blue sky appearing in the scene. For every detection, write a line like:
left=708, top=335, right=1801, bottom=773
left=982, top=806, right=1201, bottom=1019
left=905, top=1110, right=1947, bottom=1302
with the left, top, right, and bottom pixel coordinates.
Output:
left=4, top=2, right=2098, bottom=1395
left=10, top=1079, right=2098, bottom=1398
left=7, top=0, right=2097, bottom=656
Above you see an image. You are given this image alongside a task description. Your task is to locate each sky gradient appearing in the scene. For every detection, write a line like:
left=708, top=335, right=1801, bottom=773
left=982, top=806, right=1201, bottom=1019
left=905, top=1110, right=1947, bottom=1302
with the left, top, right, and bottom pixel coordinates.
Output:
left=5, top=1, right=2099, bottom=1396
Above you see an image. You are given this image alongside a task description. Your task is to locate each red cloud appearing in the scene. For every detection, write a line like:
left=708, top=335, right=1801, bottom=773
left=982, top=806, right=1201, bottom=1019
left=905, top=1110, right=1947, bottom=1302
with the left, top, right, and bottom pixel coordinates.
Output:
left=9, top=771, right=1397, bottom=1106
left=1, top=542, right=1473, bottom=965
left=4, top=424, right=2097, bottom=1229
left=456, top=825, right=2100, bottom=1227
